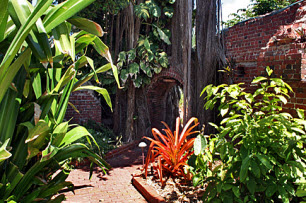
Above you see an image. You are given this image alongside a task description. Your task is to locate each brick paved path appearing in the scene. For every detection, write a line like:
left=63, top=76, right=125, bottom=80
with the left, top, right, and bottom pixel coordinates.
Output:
left=62, top=147, right=148, bottom=203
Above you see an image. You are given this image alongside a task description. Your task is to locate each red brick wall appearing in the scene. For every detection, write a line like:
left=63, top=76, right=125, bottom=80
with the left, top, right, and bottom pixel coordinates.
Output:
left=225, top=1, right=306, bottom=115
left=65, top=90, right=102, bottom=124
left=146, top=66, right=184, bottom=129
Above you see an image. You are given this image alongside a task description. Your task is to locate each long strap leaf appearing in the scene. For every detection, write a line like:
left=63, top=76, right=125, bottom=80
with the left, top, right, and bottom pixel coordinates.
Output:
left=0, top=0, right=53, bottom=103
left=0, top=0, right=9, bottom=42
left=43, top=0, right=95, bottom=33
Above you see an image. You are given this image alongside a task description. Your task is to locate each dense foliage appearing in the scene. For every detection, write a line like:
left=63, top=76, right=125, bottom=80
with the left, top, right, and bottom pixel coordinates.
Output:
left=224, top=0, right=296, bottom=27
left=144, top=117, right=198, bottom=186
left=0, top=0, right=119, bottom=201
left=188, top=68, right=306, bottom=202
left=117, top=0, right=174, bottom=88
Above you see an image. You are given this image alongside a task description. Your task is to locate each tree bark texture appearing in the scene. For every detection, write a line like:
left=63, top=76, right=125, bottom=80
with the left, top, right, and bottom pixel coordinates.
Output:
left=171, top=0, right=193, bottom=124
left=191, top=0, right=225, bottom=133
left=112, top=0, right=151, bottom=142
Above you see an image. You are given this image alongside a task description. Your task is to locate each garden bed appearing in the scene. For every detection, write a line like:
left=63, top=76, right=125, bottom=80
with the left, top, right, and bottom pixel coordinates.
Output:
left=132, top=170, right=204, bottom=203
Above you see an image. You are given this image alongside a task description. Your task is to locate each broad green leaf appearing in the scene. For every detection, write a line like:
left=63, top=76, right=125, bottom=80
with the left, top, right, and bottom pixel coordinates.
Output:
left=0, top=139, right=12, bottom=163
left=194, top=134, right=207, bottom=156
left=220, top=104, right=229, bottom=117
left=128, top=63, right=140, bottom=76
left=133, top=76, right=142, bottom=88
left=239, top=156, right=250, bottom=182
left=75, top=86, right=112, bottom=110
left=246, top=178, right=256, bottom=195
left=0, top=0, right=9, bottom=42
left=266, top=184, right=277, bottom=197
left=155, top=26, right=171, bottom=45
left=297, top=108, right=305, bottom=119
left=153, top=67, right=162, bottom=74
left=68, top=16, right=103, bottom=37
left=120, top=69, right=128, bottom=83
left=251, top=76, right=267, bottom=84
left=192, top=174, right=202, bottom=187
left=134, top=4, right=150, bottom=21
left=26, top=120, right=50, bottom=159
left=43, top=0, right=95, bottom=33
left=144, top=38, right=150, bottom=50
left=52, top=22, right=73, bottom=59
left=164, top=6, right=174, bottom=18
left=232, top=186, right=240, bottom=198
left=41, top=143, right=59, bottom=161
left=127, top=49, right=136, bottom=61
left=0, top=48, right=31, bottom=104
left=140, top=61, right=152, bottom=77
left=148, top=1, right=161, bottom=17
left=159, top=52, right=168, bottom=68
left=266, top=66, right=273, bottom=76
left=278, top=185, right=289, bottom=203
left=51, top=121, right=69, bottom=147
left=0, top=0, right=52, bottom=95
left=58, top=126, right=98, bottom=149
left=255, top=154, right=273, bottom=170
left=8, top=0, right=52, bottom=66
left=296, top=189, right=306, bottom=197
left=32, top=72, right=42, bottom=99
left=250, top=159, right=260, bottom=178
left=4, top=162, right=24, bottom=198
left=72, top=63, right=112, bottom=92
left=270, top=78, right=285, bottom=86
left=51, top=64, right=75, bottom=93
left=277, top=95, right=287, bottom=104
left=118, top=51, right=126, bottom=63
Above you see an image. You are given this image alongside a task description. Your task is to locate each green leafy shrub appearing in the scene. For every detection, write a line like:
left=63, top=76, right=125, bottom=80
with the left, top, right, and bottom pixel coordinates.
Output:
left=188, top=67, right=306, bottom=202
left=80, top=120, right=122, bottom=156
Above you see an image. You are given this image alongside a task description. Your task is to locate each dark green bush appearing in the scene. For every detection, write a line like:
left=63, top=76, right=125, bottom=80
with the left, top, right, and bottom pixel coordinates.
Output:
left=80, top=120, right=122, bottom=156
left=188, top=67, right=306, bottom=202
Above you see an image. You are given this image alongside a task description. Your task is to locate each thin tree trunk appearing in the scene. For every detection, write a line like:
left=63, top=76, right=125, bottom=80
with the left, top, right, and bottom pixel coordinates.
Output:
left=109, top=14, right=114, bottom=54
left=172, top=0, right=193, bottom=124
left=114, top=13, right=121, bottom=58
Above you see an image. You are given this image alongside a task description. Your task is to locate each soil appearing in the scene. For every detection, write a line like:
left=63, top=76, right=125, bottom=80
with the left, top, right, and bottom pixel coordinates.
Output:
left=145, top=174, right=205, bottom=202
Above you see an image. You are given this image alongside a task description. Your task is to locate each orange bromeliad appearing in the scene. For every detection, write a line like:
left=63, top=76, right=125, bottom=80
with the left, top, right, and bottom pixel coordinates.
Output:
left=143, top=117, right=199, bottom=186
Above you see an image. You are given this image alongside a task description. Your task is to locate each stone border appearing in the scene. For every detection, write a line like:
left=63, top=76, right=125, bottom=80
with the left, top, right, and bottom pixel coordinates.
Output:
left=132, top=176, right=166, bottom=203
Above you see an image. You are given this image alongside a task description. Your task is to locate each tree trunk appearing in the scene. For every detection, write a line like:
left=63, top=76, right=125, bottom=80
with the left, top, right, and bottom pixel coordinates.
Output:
left=135, top=87, right=151, bottom=138
left=171, top=0, right=193, bottom=124
left=124, top=80, right=136, bottom=142
left=191, top=0, right=224, bottom=133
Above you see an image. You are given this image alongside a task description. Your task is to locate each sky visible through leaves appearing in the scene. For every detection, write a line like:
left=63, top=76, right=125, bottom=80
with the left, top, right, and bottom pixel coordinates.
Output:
left=222, top=0, right=251, bottom=21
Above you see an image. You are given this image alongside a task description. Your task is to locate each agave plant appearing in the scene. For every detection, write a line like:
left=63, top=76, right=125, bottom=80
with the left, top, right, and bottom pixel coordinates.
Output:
left=143, top=117, right=199, bottom=186
left=0, top=0, right=120, bottom=201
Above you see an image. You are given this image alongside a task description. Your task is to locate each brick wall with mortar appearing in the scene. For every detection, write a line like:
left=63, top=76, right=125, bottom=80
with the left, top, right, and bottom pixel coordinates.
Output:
left=224, top=0, right=306, bottom=116
left=146, top=65, right=184, bottom=129
left=65, top=89, right=102, bottom=124
left=65, top=65, right=183, bottom=126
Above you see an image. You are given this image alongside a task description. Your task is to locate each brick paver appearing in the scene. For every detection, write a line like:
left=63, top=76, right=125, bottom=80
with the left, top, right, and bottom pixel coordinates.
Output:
left=61, top=147, right=148, bottom=203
